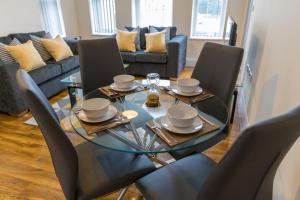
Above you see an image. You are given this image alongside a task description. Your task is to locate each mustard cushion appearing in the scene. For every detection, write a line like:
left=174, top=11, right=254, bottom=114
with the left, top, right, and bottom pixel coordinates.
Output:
left=116, top=30, right=137, bottom=52
left=145, top=32, right=167, bottom=53
left=5, top=40, right=46, bottom=71
left=41, top=35, right=73, bottom=61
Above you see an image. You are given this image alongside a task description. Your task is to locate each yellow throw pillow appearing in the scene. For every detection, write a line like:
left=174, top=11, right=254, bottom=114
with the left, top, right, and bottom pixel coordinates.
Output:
left=41, top=35, right=73, bottom=61
left=145, top=32, right=167, bottom=53
left=116, top=30, right=137, bottom=52
left=5, top=40, right=45, bottom=71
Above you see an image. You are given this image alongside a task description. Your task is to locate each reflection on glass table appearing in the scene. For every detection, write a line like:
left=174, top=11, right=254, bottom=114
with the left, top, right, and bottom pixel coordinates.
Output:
left=68, top=80, right=229, bottom=155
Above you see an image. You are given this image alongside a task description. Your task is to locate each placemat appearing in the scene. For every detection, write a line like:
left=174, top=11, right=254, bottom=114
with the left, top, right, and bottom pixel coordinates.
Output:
left=99, top=85, right=145, bottom=99
left=167, top=89, right=214, bottom=104
left=146, top=115, right=220, bottom=147
left=74, top=111, right=130, bottom=135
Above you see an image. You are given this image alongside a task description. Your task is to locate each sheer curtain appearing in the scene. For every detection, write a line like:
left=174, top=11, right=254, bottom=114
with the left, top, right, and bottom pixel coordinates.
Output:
left=133, top=0, right=173, bottom=27
left=90, top=0, right=116, bottom=34
left=39, top=0, right=65, bottom=37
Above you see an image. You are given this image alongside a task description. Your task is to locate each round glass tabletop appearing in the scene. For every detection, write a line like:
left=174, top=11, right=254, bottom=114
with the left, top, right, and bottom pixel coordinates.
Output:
left=68, top=80, right=229, bottom=154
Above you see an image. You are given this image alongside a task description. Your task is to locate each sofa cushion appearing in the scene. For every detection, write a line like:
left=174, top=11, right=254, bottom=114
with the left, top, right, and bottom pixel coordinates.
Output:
left=136, top=50, right=167, bottom=64
left=8, top=31, right=46, bottom=43
left=149, top=26, right=177, bottom=39
left=56, top=55, right=79, bottom=73
left=120, top=51, right=136, bottom=63
left=28, top=63, right=62, bottom=85
left=125, top=26, right=148, bottom=49
left=0, top=36, right=12, bottom=45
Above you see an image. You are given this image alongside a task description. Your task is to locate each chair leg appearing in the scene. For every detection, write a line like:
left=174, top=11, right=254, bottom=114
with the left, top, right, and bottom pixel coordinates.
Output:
left=116, top=187, right=129, bottom=200
left=230, top=89, right=238, bottom=124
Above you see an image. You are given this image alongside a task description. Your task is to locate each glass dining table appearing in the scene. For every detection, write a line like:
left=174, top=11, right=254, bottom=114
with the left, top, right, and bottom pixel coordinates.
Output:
left=68, top=80, right=229, bottom=164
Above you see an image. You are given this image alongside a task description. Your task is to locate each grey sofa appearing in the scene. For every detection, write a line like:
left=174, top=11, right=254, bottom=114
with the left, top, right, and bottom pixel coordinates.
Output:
left=120, top=26, right=187, bottom=78
left=0, top=31, right=80, bottom=114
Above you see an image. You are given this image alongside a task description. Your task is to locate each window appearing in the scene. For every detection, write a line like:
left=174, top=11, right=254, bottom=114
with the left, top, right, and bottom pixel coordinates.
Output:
left=89, top=0, right=116, bottom=35
left=39, top=0, right=65, bottom=36
left=132, top=0, right=173, bottom=27
left=191, top=0, right=228, bottom=39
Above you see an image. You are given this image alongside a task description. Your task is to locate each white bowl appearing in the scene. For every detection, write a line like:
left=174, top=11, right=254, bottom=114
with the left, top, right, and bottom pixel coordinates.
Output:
left=167, top=104, right=198, bottom=128
left=113, top=74, right=135, bottom=89
left=81, top=98, right=110, bottom=118
left=177, top=78, right=200, bottom=93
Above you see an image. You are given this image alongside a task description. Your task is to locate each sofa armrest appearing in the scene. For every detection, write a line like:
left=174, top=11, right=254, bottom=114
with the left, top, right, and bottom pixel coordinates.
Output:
left=64, top=37, right=80, bottom=55
left=167, top=35, right=187, bottom=77
left=0, top=62, right=27, bottom=114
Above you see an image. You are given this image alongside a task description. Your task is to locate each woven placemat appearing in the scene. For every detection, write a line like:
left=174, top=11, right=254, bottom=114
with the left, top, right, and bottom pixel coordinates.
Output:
left=74, top=111, right=129, bottom=135
left=146, top=115, right=220, bottom=147
left=99, top=85, right=145, bottom=99
left=167, top=89, right=214, bottom=104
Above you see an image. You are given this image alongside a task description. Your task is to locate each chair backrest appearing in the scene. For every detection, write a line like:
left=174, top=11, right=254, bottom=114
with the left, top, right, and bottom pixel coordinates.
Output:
left=78, top=38, right=125, bottom=94
left=16, top=70, right=78, bottom=200
left=198, top=105, right=300, bottom=200
left=192, top=42, right=244, bottom=107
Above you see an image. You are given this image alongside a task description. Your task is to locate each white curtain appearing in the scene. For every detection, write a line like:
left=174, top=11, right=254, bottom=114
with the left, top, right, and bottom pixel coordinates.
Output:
left=134, top=0, right=173, bottom=27
left=39, top=0, right=65, bottom=36
left=90, top=0, right=116, bottom=34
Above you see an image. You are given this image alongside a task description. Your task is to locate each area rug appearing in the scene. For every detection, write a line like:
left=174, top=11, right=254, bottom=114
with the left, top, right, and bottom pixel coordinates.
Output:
left=24, top=95, right=74, bottom=131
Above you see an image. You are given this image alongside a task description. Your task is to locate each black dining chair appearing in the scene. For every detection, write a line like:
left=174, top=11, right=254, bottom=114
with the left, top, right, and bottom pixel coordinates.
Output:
left=78, top=38, right=126, bottom=94
left=170, top=42, right=244, bottom=160
left=136, top=105, right=300, bottom=200
left=16, top=69, right=156, bottom=200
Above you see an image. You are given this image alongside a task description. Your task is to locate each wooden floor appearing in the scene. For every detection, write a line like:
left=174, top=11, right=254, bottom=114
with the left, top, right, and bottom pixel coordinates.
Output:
left=0, top=68, right=246, bottom=200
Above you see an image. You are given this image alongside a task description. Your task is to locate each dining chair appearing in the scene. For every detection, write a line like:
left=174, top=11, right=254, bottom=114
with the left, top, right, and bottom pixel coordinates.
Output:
left=170, top=42, right=244, bottom=160
left=16, top=69, right=156, bottom=200
left=136, top=105, right=300, bottom=200
left=78, top=38, right=126, bottom=94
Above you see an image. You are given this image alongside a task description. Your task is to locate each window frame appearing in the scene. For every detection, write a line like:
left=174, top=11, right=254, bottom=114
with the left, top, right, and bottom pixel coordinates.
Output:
left=39, top=0, right=66, bottom=37
left=89, top=0, right=117, bottom=36
left=190, top=0, right=229, bottom=40
left=132, top=0, right=173, bottom=27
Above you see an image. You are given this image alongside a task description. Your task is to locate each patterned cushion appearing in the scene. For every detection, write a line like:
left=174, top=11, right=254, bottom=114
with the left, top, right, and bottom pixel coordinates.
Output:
left=149, top=26, right=171, bottom=42
left=30, top=35, right=52, bottom=61
left=0, top=38, right=21, bottom=63
left=149, top=26, right=177, bottom=39
left=8, top=31, right=46, bottom=43
left=124, top=27, right=141, bottom=50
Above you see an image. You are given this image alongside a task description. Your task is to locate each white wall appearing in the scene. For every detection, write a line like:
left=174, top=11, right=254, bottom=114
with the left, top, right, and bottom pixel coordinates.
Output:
left=74, top=0, right=249, bottom=66
left=0, top=0, right=43, bottom=36
left=242, top=0, right=300, bottom=199
left=0, top=0, right=79, bottom=37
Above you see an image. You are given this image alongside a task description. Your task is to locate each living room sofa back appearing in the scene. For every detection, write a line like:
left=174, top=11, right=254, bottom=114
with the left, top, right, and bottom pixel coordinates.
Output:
left=0, top=31, right=80, bottom=114
left=118, top=26, right=187, bottom=78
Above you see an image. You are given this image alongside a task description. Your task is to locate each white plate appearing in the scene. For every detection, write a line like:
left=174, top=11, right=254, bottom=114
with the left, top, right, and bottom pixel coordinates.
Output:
left=160, top=116, right=203, bottom=134
left=171, top=85, right=203, bottom=97
left=110, top=82, right=139, bottom=92
left=77, top=105, right=117, bottom=123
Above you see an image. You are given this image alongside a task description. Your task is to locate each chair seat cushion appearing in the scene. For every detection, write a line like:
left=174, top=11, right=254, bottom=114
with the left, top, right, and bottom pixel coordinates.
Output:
left=136, top=50, right=167, bottom=64
left=120, top=51, right=136, bottom=62
left=28, top=63, right=62, bottom=85
left=76, top=140, right=156, bottom=200
left=55, top=55, right=79, bottom=73
left=136, top=154, right=216, bottom=200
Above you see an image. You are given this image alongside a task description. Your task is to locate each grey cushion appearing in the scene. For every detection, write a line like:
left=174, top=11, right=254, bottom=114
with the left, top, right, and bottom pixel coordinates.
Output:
left=136, top=50, right=167, bottom=64
left=28, top=63, right=62, bottom=85
left=8, top=31, right=46, bottom=43
left=149, top=26, right=171, bottom=41
left=136, top=154, right=216, bottom=200
left=120, top=51, right=136, bottom=62
left=125, top=26, right=148, bottom=49
left=149, top=26, right=177, bottom=39
left=0, top=36, right=12, bottom=45
left=55, top=56, right=80, bottom=73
